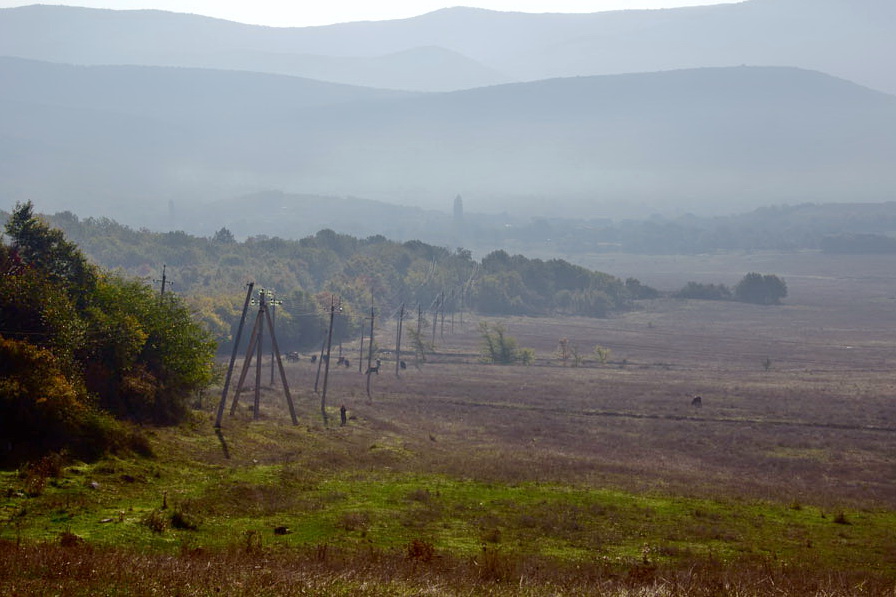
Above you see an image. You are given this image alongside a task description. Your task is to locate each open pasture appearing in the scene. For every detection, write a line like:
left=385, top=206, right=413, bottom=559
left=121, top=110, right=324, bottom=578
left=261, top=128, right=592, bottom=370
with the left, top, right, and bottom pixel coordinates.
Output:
left=235, top=251, right=896, bottom=509
left=3, top=250, right=896, bottom=594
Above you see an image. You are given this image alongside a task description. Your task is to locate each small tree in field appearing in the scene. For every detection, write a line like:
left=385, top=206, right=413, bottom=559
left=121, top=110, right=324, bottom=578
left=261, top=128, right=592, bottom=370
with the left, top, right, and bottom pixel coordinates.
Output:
left=479, top=322, right=533, bottom=365
left=407, top=324, right=430, bottom=364
left=593, top=345, right=612, bottom=365
left=735, top=273, right=787, bottom=305
left=557, top=338, right=571, bottom=366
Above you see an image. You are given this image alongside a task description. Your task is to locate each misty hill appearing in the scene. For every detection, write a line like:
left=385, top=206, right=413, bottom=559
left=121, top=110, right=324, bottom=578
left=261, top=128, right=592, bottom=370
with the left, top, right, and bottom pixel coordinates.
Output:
left=0, top=5, right=510, bottom=92
left=1, top=57, right=895, bottom=226
left=0, top=1, right=893, bottom=94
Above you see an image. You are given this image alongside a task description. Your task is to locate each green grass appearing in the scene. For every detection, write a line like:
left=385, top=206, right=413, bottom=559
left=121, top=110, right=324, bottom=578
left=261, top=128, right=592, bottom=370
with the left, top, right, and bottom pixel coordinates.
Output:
left=3, top=425, right=895, bottom=579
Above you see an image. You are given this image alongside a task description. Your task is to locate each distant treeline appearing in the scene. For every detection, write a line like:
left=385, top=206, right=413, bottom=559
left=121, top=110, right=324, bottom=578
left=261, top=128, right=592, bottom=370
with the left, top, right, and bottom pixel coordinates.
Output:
left=819, top=233, right=896, bottom=254
left=482, top=202, right=896, bottom=255
left=1, top=209, right=655, bottom=354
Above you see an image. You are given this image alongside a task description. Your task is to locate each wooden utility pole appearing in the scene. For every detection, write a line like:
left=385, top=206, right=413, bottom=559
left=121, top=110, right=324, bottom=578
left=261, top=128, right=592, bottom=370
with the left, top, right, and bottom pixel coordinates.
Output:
left=459, top=285, right=464, bottom=326
left=227, top=288, right=298, bottom=425
left=263, top=305, right=297, bottom=424
left=158, top=264, right=167, bottom=297
left=154, top=264, right=172, bottom=301
left=358, top=324, right=365, bottom=374
left=215, top=282, right=254, bottom=429
left=417, top=304, right=423, bottom=338
left=366, top=306, right=375, bottom=399
left=314, top=338, right=325, bottom=393
left=440, top=291, right=446, bottom=338
left=269, top=292, right=282, bottom=386
left=320, top=296, right=337, bottom=425
left=254, top=295, right=264, bottom=418
left=394, top=303, right=404, bottom=377
left=431, top=295, right=439, bottom=346
left=416, top=304, right=425, bottom=365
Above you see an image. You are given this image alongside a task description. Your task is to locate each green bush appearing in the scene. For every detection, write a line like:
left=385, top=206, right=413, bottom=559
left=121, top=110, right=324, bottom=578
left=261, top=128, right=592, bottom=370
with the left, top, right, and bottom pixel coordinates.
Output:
left=479, top=322, right=534, bottom=365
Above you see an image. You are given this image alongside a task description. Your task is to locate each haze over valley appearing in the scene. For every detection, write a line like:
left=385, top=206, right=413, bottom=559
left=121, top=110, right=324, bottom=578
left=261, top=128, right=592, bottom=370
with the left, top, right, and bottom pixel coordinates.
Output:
left=0, top=0, right=893, bottom=240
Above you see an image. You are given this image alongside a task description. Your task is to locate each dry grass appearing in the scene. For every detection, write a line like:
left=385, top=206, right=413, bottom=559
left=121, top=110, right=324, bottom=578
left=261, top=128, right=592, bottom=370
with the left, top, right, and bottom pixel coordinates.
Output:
left=1, top=538, right=891, bottom=596
left=4, top=251, right=896, bottom=594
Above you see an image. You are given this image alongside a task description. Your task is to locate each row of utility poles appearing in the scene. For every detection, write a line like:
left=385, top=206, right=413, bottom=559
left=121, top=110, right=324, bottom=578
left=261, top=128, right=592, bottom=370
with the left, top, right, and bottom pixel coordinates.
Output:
left=214, top=284, right=468, bottom=430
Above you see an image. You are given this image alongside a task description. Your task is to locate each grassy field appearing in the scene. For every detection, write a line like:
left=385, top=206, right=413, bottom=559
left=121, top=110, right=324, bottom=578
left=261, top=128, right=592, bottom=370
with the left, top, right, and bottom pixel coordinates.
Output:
left=2, top=250, right=896, bottom=595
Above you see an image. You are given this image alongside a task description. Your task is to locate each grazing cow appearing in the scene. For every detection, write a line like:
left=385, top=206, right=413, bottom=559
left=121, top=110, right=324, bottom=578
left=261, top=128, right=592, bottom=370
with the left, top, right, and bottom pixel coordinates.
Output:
left=399, top=360, right=407, bottom=370
left=365, top=359, right=382, bottom=375
left=691, top=395, right=702, bottom=408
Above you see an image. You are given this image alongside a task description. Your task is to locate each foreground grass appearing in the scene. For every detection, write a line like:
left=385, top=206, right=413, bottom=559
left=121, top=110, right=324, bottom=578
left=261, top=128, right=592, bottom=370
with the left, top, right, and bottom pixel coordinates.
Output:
left=2, top=539, right=892, bottom=596
left=2, top=413, right=894, bottom=595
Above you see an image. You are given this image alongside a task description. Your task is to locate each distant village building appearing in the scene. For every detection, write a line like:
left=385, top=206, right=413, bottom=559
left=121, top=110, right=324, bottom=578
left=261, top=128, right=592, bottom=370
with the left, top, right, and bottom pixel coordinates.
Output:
left=452, top=194, right=465, bottom=247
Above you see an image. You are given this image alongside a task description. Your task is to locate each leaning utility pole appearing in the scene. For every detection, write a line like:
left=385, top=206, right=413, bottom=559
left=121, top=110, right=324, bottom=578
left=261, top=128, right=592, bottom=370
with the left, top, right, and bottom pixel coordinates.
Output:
left=366, top=306, right=375, bottom=399
left=225, top=288, right=298, bottom=425
left=440, top=291, right=446, bottom=338
left=314, top=338, right=326, bottom=393
left=431, top=294, right=439, bottom=347
left=394, top=303, right=404, bottom=377
left=269, top=292, right=282, bottom=386
left=415, top=303, right=425, bottom=366
left=253, top=290, right=264, bottom=416
left=358, top=324, right=366, bottom=374
left=214, top=282, right=254, bottom=429
left=320, top=296, right=338, bottom=425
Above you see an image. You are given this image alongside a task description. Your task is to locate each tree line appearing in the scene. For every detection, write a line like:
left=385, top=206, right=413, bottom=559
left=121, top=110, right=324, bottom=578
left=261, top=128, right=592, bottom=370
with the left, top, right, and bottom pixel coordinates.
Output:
left=3, top=209, right=652, bottom=355
left=673, top=273, right=787, bottom=305
left=480, top=202, right=896, bottom=255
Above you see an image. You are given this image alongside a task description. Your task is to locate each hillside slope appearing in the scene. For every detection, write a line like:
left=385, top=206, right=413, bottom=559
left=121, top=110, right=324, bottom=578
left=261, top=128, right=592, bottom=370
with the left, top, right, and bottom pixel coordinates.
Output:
left=0, top=1, right=892, bottom=94
left=1, top=59, right=894, bottom=224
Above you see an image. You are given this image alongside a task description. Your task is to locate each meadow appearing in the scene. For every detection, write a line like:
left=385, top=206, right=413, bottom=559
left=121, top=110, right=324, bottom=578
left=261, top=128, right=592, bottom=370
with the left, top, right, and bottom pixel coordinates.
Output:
left=2, top=250, right=895, bottom=595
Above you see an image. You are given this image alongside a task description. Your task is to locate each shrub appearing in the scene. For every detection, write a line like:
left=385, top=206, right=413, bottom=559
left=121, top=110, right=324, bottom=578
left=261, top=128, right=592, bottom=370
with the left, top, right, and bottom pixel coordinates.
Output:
left=58, top=531, right=84, bottom=548
left=169, top=499, right=203, bottom=531
left=594, top=345, right=612, bottom=365
left=170, top=508, right=202, bottom=531
left=142, top=509, right=169, bottom=534
left=406, top=539, right=435, bottom=562
left=479, top=322, right=534, bottom=365
left=340, top=511, right=371, bottom=532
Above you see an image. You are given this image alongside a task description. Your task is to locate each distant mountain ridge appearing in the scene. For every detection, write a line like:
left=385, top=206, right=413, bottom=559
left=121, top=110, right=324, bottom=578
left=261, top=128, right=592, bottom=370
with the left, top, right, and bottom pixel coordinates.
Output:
left=1, top=57, right=894, bottom=227
left=0, top=1, right=893, bottom=94
left=0, top=2, right=893, bottom=232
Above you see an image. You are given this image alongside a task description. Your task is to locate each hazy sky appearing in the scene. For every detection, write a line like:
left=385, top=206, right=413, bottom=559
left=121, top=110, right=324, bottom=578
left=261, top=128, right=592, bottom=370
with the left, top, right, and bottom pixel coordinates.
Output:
left=0, top=1, right=742, bottom=26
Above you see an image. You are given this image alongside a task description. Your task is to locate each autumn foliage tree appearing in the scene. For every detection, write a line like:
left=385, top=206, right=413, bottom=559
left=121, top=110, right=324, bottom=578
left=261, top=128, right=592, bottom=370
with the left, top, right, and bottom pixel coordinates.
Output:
left=1, top=202, right=215, bottom=464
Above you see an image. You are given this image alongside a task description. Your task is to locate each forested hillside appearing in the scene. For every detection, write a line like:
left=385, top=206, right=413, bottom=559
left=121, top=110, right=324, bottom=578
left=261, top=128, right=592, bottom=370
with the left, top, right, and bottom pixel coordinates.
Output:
left=2, top=208, right=643, bottom=357
left=0, top=203, right=215, bottom=465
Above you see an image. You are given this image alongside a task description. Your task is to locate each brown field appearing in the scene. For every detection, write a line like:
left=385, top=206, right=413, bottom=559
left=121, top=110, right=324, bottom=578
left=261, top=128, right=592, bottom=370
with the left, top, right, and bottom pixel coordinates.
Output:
left=5, top=250, right=896, bottom=595
left=231, top=250, right=896, bottom=508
